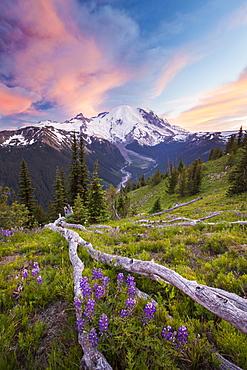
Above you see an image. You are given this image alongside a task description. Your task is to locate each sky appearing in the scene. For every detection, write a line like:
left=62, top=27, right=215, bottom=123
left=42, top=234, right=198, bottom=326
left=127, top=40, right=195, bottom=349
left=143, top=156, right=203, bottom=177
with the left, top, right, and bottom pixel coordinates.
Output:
left=0, top=0, right=247, bottom=133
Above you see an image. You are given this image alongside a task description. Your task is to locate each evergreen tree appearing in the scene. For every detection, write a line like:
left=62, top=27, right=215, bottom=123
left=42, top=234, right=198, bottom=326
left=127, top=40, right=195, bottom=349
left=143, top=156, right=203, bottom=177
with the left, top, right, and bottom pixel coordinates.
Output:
left=149, top=197, right=162, bottom=214
left=209, top=146, right=223, bottom=160
left=116, top=188, right=130, bottom=218
left=87, top=161, right=108, bottom=224
left=177, top=157, right=185, bottom=173
left=237, top=126, right=243, bottom=146
left=70, top=193, right=88, bottom=224
left=227, top=145, right=247, bottom=195
left=18, top=159, right=36, bottom=217
left=125, top=179, right=131, bottom=193
left=167, top=168, right=178, bottom=194
left=78, top=134, right=89, bottom=205
left=68, top=132, right=80, bottom=204
left=225, top=134, right=237, bottom=154
left=187, top=158, right=202, bottom=195
left=178, top=167, right=187, bottom=197
left=152, top=168, right=162, bottom=185
left=105, top=184, right=119, bottom=219
left=53, top=168, right=67, bottom=216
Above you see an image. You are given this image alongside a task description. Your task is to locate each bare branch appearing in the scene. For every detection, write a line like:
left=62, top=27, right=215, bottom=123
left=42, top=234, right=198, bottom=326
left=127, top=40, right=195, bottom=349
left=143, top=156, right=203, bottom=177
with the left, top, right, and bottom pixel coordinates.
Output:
left=148, top=197, right=202, bottom=217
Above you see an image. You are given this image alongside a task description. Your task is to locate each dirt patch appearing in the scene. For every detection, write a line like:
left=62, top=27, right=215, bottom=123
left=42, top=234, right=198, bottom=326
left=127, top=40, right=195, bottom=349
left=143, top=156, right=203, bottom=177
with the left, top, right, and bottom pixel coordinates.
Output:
left=0, top=254, right=21, bottom=265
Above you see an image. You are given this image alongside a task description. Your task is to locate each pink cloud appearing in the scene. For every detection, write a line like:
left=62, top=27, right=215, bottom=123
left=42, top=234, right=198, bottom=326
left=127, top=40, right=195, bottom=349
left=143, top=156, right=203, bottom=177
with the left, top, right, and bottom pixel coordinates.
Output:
left=173, top=67, right=247, bottom=131
left=0, top=83, right=39, bottom=116
left=1, top=0, right=136, bottom=119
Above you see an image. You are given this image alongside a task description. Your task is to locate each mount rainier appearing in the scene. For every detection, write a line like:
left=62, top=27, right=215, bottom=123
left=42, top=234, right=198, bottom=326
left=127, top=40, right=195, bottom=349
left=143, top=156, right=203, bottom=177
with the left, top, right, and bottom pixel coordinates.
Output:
left=0, top=105, right=229, bottom=208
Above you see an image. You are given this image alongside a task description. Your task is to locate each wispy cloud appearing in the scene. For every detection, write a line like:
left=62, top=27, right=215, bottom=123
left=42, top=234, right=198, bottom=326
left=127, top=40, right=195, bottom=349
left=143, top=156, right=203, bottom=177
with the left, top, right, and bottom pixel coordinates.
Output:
left=173, top=67, right=247, bottom=131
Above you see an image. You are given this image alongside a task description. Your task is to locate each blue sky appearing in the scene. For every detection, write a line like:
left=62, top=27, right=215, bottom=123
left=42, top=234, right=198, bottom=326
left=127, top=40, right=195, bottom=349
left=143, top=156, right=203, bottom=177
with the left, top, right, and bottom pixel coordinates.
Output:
left=0, top=0, right=247, bottom=132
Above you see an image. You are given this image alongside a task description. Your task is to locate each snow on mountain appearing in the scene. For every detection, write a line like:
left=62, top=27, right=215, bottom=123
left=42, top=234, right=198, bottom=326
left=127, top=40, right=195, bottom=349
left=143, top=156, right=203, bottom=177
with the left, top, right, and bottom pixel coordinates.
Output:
left=80, top=105, right=190, bottom=146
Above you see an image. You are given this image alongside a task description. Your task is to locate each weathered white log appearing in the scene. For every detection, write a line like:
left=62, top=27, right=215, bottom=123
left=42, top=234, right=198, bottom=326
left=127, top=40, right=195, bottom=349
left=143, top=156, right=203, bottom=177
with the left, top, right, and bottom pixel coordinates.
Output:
left=218, top=355, right=244, bottom=370
left=46, top=222, right=245, bottom=369
left=136, top=212, right=222, bottom=224
left=46, top=224, right=112, bottom=370
left=46, top=223, right=247, bottom=335
left=148, top=197, right=202, bottom=217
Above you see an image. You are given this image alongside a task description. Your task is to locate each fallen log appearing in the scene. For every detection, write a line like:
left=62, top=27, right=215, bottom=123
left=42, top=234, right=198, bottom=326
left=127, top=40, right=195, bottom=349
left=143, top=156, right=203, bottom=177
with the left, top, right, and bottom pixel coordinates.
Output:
left=45, top=221, right=246, bottom=369
left=148, top=197, right=202, bottom=217
left=46, top=224, right=112, bottom=370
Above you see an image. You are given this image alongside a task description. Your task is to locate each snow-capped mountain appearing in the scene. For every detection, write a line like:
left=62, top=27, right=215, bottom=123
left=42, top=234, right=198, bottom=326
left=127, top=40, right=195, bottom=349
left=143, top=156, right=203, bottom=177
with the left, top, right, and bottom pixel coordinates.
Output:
left=0, top=104, right=232, bottom=209
left=67, top=105, right=190, bottom=146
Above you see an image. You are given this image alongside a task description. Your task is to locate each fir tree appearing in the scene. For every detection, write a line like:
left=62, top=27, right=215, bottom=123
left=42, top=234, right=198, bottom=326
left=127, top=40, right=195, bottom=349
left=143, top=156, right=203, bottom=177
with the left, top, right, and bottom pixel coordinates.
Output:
left=178, top=167, right=187, bottom=197
left=105, top=184, right=119, bottom=219
left=78, top=134, right=89, bottom=205
left=149, top=197, right=162, bottom=214
left=68, top=132, right=80, bottom=204
left=237, top=126, right=243, bottom=146
left=70, top=193, right=88, bottom=224
left=87, top=161, right=108, bottom=224
left=116, top=188, right=130, bottom=218
left=227, top=145, right=247, bottom=195
left=187, top=158, right=202, bottom=195
left=53, top=168, right=67, bottom=216
left=167, top=168, right=178, bottom=194
left=152, top=168, right=162, bottom=185
left=18, top=159, right=36, bottom=217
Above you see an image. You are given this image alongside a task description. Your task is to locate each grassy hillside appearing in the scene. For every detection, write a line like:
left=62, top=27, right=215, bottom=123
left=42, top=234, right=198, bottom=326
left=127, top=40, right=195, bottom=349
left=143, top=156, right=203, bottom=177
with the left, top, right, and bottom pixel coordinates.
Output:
left=1, top=155, right=247, bottom=369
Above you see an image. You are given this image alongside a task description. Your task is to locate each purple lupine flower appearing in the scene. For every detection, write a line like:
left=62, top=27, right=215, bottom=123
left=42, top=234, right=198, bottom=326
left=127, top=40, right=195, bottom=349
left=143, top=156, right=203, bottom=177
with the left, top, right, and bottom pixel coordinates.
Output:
left=33, top=262, right=39, bottom=268
left=161, top=326, right=174, bottom=342
left=126, top=297, right=135, bottom=312
left=142, top=301, right=157, bottom=326
left=74, top=298, right=83, bottom=311
left=126, top=274, right=136, bottom=287
left=84, top=299, right=96, bottom=321
left=92, top=268, right=103, bottom=280
left=22, top=269, right=29, bottom=279
left=89, top=328, right=100, bottom=347
left=102, top=276, right=110, bottom=295
left=117, top=273, right=124, bottom=287
left=76, top=318, right=86, bottom=334
left=93, top=284, right=105, bottom=300
left=127, top=285, right=136, bottom=297
left=98, top=313, right=109, bottom=334
left=32, top=265, right=40, bottom=276
left=119, top=309, right=129, bottom=320
left=79, top=277, right=91, bottom=300
left=37, top=276, right=43, bottom=284
left=177, top=325, right=188, bottom=345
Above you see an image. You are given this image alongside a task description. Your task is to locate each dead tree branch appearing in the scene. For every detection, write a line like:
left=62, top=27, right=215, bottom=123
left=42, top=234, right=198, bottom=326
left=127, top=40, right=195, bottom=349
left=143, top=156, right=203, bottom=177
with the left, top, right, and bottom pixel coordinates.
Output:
left=46, top=223, right=112, bottom=370
left=148, top=197, right=202, bottom=217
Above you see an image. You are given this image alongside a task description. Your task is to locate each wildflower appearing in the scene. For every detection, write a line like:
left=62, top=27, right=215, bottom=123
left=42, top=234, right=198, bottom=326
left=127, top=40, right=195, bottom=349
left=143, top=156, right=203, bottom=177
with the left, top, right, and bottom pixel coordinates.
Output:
left=102, top=276, right=110, bottom=295
left=119, top=309, right=129, bottom=320
left=79, top=276, right=91, bottom=300
left=93, top=284, right=105, bottom=299
left=32, top=265, right=40, bottom=276
left=117, top=273, right=124, bottom=287
left=89, top=327, right=100, bottom=347
left=161, top=326, right=174, bottom=342
left=126, top=297, right=135, bottom=312
left=74, top=298, right=83, bottom=311
left=127, top=285, right=136, bottom=297
left=98, top=313, right=109, bottom=334
left=92, top=268, right=103, bottom=280
left=177, top=325, right=188, bottom=345
left=126, top=274, right=136, bottom=287
left=84, top=299, right=96, bottom=321
left=37, top=276, right=43, bottom=284
left=142, top=301, right=157, bottom=325
left=22, top=269, right=29, bottom=279
left=76, top=318, right=86, bottom=334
